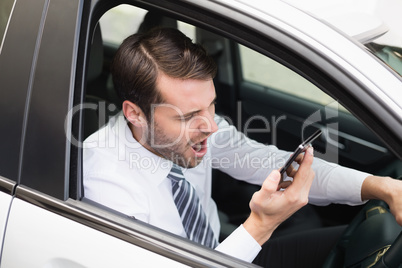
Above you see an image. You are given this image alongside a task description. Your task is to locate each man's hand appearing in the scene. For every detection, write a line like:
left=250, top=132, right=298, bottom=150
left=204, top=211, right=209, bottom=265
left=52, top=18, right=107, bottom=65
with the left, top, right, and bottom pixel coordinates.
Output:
left=361, top=175, right=402, bottom=225
left=243, top=147, right=315, bottom=245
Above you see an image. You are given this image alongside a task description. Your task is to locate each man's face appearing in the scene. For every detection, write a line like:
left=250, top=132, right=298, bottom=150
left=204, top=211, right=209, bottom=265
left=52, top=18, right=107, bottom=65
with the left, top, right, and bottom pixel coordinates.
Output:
left=143, top=73, right=218, bottom=168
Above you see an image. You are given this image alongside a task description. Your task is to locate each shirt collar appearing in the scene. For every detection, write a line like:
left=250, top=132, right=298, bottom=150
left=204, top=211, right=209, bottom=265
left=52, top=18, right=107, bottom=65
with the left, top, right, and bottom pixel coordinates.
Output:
left=112, top=112, right=173, bottom=187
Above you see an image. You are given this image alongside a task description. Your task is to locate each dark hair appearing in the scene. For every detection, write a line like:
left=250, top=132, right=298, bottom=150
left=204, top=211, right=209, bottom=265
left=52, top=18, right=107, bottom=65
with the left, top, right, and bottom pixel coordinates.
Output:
left=111, top=27, right=217, bottom=120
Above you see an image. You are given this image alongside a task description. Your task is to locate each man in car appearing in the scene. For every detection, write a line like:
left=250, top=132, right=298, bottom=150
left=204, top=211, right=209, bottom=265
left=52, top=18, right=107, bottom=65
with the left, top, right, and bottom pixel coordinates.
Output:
left=83, top=28, right=402, bottom=267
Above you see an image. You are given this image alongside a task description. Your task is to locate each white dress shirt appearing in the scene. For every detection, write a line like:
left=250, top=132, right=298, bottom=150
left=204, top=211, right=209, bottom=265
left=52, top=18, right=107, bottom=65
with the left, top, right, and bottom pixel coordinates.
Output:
left=83, top=112, right=370, bottom=262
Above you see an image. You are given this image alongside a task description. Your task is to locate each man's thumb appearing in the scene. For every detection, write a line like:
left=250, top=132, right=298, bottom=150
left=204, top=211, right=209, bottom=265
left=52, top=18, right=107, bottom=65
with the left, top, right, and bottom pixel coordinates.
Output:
left=261, top=170, right=281, bottom=194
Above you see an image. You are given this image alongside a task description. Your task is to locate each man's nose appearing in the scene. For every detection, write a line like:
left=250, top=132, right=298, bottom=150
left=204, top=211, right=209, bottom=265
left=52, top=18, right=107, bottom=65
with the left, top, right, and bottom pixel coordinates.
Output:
left=208, top=117, right=219, bottom=134
left=199, top=111, right=218, bottom=134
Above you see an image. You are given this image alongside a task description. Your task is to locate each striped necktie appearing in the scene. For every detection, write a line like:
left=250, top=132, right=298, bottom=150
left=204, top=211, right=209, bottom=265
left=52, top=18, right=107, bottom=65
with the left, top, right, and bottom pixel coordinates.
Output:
left=167, top=164, right=218, bottom=248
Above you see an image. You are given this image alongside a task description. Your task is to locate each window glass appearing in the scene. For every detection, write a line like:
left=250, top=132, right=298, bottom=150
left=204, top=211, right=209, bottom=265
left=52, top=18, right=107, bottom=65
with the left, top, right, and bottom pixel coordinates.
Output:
left=367, top=43, right=402, bottom=76
left=99, top=4, right=195, bottom=46
left=239, top=44, right=346, bottom=111
left=0, top=0, right=15, bottom=54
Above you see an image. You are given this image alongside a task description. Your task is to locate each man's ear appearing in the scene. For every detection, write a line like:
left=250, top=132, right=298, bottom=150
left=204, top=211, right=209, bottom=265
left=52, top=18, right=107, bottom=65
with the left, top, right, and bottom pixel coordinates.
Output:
left=122, top=100, right=147, bottom=127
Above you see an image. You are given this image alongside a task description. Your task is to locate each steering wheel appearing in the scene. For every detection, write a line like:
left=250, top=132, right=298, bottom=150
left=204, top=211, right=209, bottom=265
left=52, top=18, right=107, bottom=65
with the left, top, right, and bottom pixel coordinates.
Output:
left=323, top=198, right=402, bottom=268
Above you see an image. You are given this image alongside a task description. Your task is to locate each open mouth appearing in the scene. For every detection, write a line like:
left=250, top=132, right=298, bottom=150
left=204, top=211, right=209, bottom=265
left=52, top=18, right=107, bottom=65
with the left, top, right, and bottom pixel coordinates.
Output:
left=191, top=138, right=208, bottom=157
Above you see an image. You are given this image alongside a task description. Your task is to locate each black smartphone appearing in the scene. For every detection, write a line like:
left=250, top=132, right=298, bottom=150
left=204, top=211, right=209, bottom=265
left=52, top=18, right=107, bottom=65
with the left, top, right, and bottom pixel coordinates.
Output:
left=279, top=129, right=322, bottom=179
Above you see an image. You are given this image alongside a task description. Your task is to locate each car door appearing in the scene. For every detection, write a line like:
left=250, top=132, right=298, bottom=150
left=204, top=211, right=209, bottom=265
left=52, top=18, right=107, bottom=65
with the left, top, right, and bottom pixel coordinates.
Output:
left=2, top=0, right=401, bottom=266
left=0, top=177, right=14, bottom=256
left=0, top=0, right=259, bottom=267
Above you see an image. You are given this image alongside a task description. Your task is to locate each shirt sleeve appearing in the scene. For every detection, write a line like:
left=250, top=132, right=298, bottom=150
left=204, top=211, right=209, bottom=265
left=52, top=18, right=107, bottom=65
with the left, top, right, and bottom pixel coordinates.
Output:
left=210, top=114, right=371, bottom=206
left=215, top=225, right=261, bottom=263
left=308, top=158, right=370, bottom=205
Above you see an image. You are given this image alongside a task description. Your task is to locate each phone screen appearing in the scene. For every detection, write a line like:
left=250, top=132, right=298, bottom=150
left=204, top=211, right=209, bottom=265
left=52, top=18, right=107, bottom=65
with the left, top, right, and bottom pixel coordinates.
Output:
left=279, top=129, right=322, bottom=177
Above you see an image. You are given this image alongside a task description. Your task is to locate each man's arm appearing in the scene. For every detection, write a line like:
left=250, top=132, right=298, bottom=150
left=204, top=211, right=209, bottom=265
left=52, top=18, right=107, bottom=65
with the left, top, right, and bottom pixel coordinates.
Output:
left=211, top=114, right=370, bottom=206
left=361, top=175, right=402, bottom=225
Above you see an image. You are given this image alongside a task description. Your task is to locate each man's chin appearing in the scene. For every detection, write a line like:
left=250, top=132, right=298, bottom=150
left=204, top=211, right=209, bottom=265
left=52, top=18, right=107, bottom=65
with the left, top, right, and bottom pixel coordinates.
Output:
left=157, top=149, right=205, bottom=169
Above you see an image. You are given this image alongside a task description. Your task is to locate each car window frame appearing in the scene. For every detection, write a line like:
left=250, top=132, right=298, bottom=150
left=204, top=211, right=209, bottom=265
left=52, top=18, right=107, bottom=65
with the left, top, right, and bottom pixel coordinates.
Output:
left=71, top=0, right=402, bottom=266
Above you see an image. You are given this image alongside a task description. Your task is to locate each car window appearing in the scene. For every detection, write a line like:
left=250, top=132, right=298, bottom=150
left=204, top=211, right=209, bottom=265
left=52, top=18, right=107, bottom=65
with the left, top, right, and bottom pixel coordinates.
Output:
left=0, top=0, right=15, bottom=54
left=78, top=3, right=402, bottom=266
left=239, top=44, right=347, bottom=111
left=366, top=42, right=402, bottom=76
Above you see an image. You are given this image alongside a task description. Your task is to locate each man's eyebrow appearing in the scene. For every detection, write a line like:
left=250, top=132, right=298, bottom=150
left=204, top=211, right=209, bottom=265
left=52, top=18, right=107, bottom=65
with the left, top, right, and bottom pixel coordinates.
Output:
left=174, top=96, right=217, bottom=119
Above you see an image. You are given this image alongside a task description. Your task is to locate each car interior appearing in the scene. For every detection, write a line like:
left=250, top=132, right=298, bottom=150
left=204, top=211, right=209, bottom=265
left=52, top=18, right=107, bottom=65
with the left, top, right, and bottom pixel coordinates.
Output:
left=80, top=3, right=402, bottom=265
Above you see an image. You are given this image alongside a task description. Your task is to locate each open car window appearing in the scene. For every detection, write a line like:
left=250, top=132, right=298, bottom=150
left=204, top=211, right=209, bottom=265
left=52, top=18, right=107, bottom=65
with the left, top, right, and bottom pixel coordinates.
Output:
left=81, top=2, right=402, bottom=266
left=84, top=1, right=402, bottom=214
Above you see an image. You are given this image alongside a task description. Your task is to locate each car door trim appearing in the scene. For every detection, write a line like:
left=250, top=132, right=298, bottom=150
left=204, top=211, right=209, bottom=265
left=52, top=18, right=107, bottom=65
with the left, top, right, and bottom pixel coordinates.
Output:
left=0, top=176, right=16, bottom=195
left=13, top=185, right=258, bottom=268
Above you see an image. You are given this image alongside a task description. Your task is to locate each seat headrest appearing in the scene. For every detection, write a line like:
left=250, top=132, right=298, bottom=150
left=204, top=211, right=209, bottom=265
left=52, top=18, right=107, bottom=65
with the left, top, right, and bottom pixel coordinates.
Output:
left=137, top=11, right=178, bottom=34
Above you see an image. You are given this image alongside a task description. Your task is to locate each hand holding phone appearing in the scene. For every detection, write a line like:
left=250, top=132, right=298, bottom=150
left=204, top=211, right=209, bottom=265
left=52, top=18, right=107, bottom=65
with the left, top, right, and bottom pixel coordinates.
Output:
left=279, top=129, right=322, bottom=181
